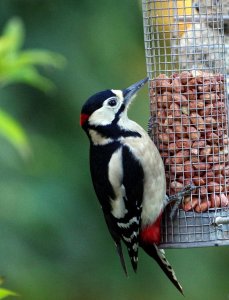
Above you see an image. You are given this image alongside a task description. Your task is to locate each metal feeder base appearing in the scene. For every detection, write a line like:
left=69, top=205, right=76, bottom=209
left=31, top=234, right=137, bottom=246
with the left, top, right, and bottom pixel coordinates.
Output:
left=160, top=208, right=229, bottom=249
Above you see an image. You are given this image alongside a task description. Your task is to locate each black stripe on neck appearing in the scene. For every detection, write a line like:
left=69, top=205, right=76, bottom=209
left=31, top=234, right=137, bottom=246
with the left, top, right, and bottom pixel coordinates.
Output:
left=88, top=124, right=141, bottom=139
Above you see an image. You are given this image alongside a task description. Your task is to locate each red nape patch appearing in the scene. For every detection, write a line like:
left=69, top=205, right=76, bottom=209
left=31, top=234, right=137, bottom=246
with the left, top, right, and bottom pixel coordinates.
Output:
left=80, top=113, right=89, bottom=126
left=140, top=214, right=162, bottom=245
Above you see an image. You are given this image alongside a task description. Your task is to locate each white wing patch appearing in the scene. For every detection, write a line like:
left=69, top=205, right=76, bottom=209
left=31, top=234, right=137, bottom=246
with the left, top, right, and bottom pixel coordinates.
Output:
left=108, top=148, right=127, bottom=218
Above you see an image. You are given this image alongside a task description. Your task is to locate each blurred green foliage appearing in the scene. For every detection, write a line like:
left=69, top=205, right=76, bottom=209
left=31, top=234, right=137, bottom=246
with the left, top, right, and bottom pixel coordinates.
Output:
left=0, top=108, right=30, bottom=159
left=0, top=17, right=65, bottom=158
left=0, top=288, right=18, bottom=299
left=0, top=1, right=229, bottom=300
left=0, top=17, right=65, bottom=91
left=0, top=276, right=17, bottom=299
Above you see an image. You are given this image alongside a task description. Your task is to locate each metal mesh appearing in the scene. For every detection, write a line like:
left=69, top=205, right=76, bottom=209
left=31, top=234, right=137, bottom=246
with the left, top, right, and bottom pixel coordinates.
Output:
left=142, top=0, right=229, bottom=248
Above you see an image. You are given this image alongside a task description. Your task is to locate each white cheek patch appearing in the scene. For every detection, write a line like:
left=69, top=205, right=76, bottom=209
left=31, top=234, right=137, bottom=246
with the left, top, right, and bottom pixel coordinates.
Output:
left=89, top=107, right=115, bottom=126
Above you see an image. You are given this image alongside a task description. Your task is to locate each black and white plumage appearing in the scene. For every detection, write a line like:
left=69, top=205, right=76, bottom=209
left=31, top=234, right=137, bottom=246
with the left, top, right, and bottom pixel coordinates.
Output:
left=80, top=78, right=183, bottom=294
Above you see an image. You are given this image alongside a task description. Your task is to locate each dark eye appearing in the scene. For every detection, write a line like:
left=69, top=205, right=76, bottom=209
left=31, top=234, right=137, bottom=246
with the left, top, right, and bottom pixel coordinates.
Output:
left=108, top=98, right=117, bottom=107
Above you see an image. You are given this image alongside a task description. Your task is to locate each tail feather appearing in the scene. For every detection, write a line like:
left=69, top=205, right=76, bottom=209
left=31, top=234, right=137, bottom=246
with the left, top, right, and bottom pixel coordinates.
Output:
left=127, top=244, right=138, bottom=273
left=115, top=241, right=128, bottom=276
left=141, top=242, right=184, bottom=295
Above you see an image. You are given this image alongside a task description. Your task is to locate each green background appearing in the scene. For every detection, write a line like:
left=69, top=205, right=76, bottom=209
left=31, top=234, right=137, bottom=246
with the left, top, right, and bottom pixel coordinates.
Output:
left=0, top=1, right=229, bottom=299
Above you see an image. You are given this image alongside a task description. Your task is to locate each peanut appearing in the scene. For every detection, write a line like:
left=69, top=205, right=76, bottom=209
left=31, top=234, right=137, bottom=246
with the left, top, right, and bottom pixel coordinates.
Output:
left=180, top=71, right=193, bottom=85
left=169, top=103, right=181, bottom=118
left=205, top=116, right=217, bottom=128
left=215, top=174, right=225, bottom=184
left=190, top=100, right=204, bottom=110
left=223, top=134, right=229, bottom=145
left=222, top=165, right=229, bottom=176
left=157, top=109, right=166, bottom=121
left=159, top=133, right=170, bottom=144
left=197, top=81, right=211, bottom=92
left=180, top=114, right=190, bottom=126
left=199, top=103, right=214, bottom=116
left=192, top=140, right=206, bottom=149
left=191, top=148, right=198, bottom=156
left=220, top=194, right=229, bottom=207
left=157, top=91, right=173, bottom=108
left=193, top=162, right=211, bottom=171
left=190, top=113, right=205, bottom=130
left=191, top=156, right=200, bottom=163
left=164, top=115, right=174, bottom=126
left=184, top=161, right=194, bottom=178
left=168, top=143, right=176, bottom=152
left=174, top=121, right=186, bottom=138
left=171, top=150, right=189, bottom=164
left=193, top=176, right=206, bottom=186
left=199, top=186, right=208, bottom=198
left=171, top=164, right=184, bottom=174
left=207, top=155, right=220, bottom=163
left=210, top=194, right=221, bottom=208
left=206, top=132, right=219, bottom=144
left=208, top=181, right=223, bottom=193
left=154, top=74, right=172, bottom=92
left=187, top=126, right=201, bottom=140
left=176, top=138, right=192, bottom=149
left=195, top=200, right=211, bottom=213
left=182, top=197, right=199, bottom=211
left=200, top=145, right=212, bottom=156
left=212, top=163, right=225, bottom=174
left=206, top=171, right=215, bottom=182
left=172, top=78, right=184, bottom=93
left=172, top=93, right=188, bottom=106
left=199, top=93, right=219, bottom=102
left=170, top=181, right=184, bottom=192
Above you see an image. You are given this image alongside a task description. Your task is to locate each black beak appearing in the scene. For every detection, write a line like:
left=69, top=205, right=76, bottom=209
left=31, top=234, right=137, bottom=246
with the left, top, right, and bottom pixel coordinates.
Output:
left=123, top=77, right=148, bottom=106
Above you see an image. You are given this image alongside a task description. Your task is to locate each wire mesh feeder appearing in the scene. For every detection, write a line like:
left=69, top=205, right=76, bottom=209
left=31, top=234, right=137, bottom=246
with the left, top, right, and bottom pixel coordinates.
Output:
left=142, top=0, right=229, bottom=248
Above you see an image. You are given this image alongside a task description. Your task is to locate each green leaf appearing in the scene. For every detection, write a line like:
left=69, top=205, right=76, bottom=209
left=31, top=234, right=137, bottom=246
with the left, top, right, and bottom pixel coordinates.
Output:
left=0, top=17, right=24, bottom=55
left=0, top=288, right=18, bottom=299
left=0, top=108, right=31, bottom=159
left=0, top=66, right=56, bottom=93
left=17, top=50, right=66, bottom=69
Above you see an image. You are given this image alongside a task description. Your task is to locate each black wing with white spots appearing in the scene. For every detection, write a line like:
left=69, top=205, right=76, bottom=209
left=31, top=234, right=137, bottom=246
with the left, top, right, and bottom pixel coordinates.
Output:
left=114, top=145, right=144, bottom=271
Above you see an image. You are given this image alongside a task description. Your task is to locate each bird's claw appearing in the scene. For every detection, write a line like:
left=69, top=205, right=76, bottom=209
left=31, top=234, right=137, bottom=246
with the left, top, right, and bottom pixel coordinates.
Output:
left=165, top=183, right=198, bottom=220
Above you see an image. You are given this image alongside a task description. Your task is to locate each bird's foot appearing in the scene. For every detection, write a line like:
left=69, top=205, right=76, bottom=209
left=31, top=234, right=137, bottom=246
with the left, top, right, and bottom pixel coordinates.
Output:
left=164, top=183, right=198, bottom=220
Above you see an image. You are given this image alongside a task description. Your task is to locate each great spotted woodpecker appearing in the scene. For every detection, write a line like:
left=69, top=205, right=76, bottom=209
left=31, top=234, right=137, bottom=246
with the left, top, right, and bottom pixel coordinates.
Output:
left=80, top=78, right=183, bottom=294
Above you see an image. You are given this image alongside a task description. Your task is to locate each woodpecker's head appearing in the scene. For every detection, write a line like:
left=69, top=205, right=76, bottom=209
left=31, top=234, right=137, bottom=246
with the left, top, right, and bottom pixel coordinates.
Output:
left=80, top=78, right=148, bottom=131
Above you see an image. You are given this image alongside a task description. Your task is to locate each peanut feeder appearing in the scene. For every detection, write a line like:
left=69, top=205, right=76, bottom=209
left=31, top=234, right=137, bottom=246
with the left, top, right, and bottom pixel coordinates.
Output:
left=142, top=0, right=229, bottom=247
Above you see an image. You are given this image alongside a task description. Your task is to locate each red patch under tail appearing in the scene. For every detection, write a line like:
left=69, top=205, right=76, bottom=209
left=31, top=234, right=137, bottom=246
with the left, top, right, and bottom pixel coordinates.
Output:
left=140, top=213, right=162, bottom=244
